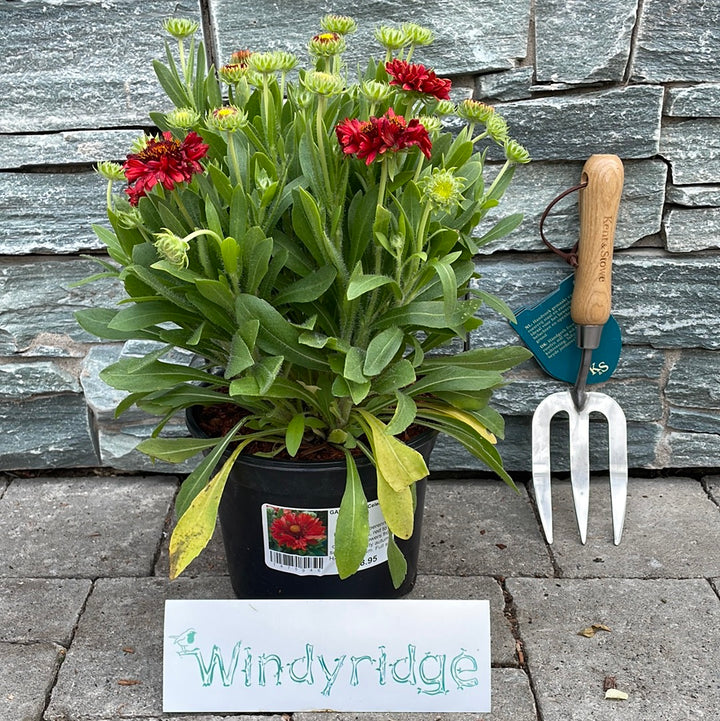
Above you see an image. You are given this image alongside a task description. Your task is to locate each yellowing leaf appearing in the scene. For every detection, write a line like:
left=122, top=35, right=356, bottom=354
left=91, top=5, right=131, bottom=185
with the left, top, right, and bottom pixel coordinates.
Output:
left=423, top=404, right=497, bottom=444
left=357, top=410, right=428, bottom=492
left=377, top=471, right=414, bottom=539
left=169, top=441, right=248, bottom=580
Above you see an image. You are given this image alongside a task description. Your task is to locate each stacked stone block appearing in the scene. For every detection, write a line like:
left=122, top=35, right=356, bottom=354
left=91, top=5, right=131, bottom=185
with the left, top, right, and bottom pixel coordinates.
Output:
left=1, top=0, right=718, bottom=473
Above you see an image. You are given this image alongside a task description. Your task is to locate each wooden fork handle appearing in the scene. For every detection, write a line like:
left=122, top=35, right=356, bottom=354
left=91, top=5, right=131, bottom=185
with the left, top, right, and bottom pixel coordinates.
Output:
left=571, top=154, right=624, bottom=328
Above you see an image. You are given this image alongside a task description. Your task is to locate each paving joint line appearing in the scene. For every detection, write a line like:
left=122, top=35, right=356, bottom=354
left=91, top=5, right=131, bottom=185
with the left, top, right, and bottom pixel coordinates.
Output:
left=40, top=579, right=96, bottom=720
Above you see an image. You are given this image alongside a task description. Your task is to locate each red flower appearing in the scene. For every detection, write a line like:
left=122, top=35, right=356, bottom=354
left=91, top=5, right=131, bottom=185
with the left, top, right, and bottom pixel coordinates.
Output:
left=385, top=59, right=451, bottom=100
left=270, top=510, right=327, bottom=551
left=123, top=131, right=209, bottom=205
left=336, top=108, right=432, bottom=165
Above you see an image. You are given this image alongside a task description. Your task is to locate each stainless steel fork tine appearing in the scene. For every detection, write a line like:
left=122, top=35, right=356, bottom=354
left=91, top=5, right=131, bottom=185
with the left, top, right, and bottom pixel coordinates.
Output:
left=606, top=397, right=628, bottom=544
left=568, top=402, right=590, bottom=544
left=531, top=395, right=556, bottom=544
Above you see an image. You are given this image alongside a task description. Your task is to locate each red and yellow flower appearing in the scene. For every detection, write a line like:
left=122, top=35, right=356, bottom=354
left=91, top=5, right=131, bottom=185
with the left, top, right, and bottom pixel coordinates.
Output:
left=123, top=131, right=208, bottom=206
left=270, top=510, right=327, bottom=551
left=335, top=108, right=432, bottom=165
left=385, top=58, right=451, bottom=100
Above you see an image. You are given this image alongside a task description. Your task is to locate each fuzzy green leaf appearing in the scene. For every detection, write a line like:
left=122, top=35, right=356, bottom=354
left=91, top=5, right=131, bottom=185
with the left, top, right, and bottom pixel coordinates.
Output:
left=334, top=452, right=370, bottom=579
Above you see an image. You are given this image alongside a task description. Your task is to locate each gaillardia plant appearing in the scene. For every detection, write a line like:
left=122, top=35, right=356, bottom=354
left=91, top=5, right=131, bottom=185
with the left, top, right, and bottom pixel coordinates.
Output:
left=79, top=15, right=532, bottom=587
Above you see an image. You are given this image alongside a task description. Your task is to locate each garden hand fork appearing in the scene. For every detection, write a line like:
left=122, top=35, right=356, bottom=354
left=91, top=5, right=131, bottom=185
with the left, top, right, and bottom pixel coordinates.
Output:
left=532, top=154, right=628, bottom=545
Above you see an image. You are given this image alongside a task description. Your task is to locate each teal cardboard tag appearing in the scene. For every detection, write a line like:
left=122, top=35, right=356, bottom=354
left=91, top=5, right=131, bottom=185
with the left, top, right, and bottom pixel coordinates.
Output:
left=509, top=274, right=622, bottom=384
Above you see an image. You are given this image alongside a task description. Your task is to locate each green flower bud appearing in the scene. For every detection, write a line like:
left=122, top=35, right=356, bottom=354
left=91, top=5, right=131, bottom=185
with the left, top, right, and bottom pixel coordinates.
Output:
left=418, top=115, right=443, bottom=135
left=433, top=100, right=456, bottom=117
left=308, top=32, right=346, bottom=57
left=206, top=105, right=248, bottom=132
left=486, top=112, right=509, bottom=143
left=162, top=17, right=199, bottom=39
left=95, top=161, right=125, bottom=182
left=320, top=14, right=358, bottom=35
left=115, top=206, right=144, bottom=229
left=504, top=138, right=531, bottom=164
left=248, top=51, right=287, bottom=75
left=154, top=229, right=190, bottom=268
left=360, top=80, right=393, bottom=103
left=422, top=168, right=466, bottom=211
left=165, top=107, right=201, bottom=129
left=402, top=22, right=434, bottom=46
left=457, top=99, right=495, bottom=124
left=374, top=25, right=408, bottom=51
left=302, top=70, right=345, bottom=96
left=219, top=63, right=250, bottom=84
left=274, top=51, right=298, bottom=72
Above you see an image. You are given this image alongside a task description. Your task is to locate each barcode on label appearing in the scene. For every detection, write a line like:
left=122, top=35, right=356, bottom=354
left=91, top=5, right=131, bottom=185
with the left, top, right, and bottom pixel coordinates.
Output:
left=268, top=550, right=326, bottom=570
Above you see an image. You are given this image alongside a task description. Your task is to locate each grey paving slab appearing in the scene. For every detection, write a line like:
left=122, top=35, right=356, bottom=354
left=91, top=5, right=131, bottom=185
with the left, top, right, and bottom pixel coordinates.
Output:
left=296, top=667, right=537, bottom=719
left=507, top=577, right=720, bottom=720
left=0, top=476, right=177, bottom=578
left=0, top=641, right=64, bottom=721
left=0, top=578, right=91, bottom=645
left=535, top=478, right=720, bottom=578
left=420, top=480, right=553, bottom=577
left=408, top=575, right=518, bottom=666
left=46, top=576, right=235, bottom=721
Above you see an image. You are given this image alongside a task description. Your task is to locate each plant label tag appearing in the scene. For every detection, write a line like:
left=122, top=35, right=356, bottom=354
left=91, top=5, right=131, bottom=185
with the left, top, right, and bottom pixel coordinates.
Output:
left=509, top=274, right=622, bottom=384
left=163, top=599, right=491, bottom=713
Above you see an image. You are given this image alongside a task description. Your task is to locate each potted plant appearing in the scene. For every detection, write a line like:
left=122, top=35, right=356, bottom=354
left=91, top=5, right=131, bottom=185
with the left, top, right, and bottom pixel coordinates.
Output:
left=79, top=15, right=532, bottom=598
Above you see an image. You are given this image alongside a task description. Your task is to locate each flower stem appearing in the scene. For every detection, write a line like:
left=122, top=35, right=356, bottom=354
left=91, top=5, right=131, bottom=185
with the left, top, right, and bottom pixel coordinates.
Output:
left=484, top=159, right=511, bottom=202
left=174, top=193, right=196, bottom=229
left=315, top=95, right=332, bottom=200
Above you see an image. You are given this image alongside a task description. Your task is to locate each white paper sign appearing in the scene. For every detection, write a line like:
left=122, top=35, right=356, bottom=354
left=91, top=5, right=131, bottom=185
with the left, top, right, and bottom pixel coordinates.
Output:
left=163, top=599, right=491, bottom=713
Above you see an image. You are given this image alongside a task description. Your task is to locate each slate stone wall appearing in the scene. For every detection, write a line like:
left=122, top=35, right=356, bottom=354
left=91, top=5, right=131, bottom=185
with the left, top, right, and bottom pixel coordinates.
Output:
left=1, top=0, right=718, bottom=473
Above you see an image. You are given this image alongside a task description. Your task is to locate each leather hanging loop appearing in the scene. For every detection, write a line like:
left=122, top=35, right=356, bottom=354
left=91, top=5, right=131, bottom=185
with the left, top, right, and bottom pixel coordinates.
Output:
left=539, top=181, right=588, bottom=267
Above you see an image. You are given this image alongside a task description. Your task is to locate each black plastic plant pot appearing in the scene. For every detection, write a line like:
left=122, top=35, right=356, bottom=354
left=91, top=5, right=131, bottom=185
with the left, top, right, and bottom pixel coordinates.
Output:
left=186, top=406, right=437, bottom=599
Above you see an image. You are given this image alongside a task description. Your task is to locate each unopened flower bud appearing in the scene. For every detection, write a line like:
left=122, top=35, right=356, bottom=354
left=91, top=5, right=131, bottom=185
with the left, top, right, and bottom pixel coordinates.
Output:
left=219, top=63, right=250, bottom=84
left=433, top=100, right=456, bottom=116
left=422, top=168, right=466, bottom=211
left=402, top=23, right=434, bottom=46
left=207, top=105, right=248, bottom=132
left=302, top=70, right=345, bottom=96
left=360, top=80, right=392, bottom=103
left=504, top=138, right=531, bottom=164
left=320, top=14, right=357, bottom=35
left=275, top=51, right=298, bottom=72
left=418, top=115, right=443, bottom=134
left=165, top=107, right=201, bottom=129
left=375, top=25, right=408, bottom=51
left=248, top=51, right=287, bottom=75
left=154, top=229, right=190, bottom=268
left=457, top=99, right=495, bottom=124
left=115, top=206, right=144, bottom=229
left=230, top=49, right=253, bottom=65
left=96, top=161, right=125, bottom=182
left=308, top=32, right=346, bottom=57
left=486, top=112, right=509, bottom=143
left=163, top=17, right=199, bottom=39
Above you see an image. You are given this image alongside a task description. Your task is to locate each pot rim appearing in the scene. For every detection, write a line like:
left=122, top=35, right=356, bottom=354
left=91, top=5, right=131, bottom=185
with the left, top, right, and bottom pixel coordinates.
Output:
left=185, top=404, right=438, bottom=471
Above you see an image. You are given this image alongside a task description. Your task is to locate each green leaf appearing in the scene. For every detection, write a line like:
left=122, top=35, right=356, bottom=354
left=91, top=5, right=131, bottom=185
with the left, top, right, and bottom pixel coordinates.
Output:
left=347, top=272, right=400, bottom=301
left=334, top=452, right=370, bottom=579
left=372, top=359, right=416, bottom=394
left=100, top=358, right=219, bottom=392
left=75, top=308, right=157, bottom=342
left=386, top=533, right=408, bottom=589
left=384, top=392, right=417, bottom=436
left=274, top=265, right=337, bottom=305
left=235, top=294, right=327, bottom=371
left=194, top=279, right=235, bottom=314
left=343, top=347, right=368, bottom=384
left=473, top=289, right=518, bottom=322
left=475, top=212, right=524, bottom=246
left=420, top=346, right=533, bottom=372
left=107, top=301, right=189, bottom=331
left=225, top=332, right=255, bottom=378
left=408, top=367, right=505, bottom=396
left=285, top=414, right=305, bottom=457
left=364, top=327, right=404, bottom=377
left=136, top=437, right=219, bottom=463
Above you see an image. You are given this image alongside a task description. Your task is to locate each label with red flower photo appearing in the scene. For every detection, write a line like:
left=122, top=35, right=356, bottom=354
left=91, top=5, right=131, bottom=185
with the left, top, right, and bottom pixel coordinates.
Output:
left=261, top=501, right=388, bottom=576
